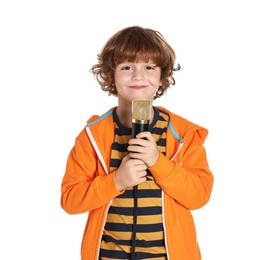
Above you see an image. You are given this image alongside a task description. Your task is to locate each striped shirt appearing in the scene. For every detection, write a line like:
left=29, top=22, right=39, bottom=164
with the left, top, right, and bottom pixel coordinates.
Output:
left=99, top=107, right=169, bottom=260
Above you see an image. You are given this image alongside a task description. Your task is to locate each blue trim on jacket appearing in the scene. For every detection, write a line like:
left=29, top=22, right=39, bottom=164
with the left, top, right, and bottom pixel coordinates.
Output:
left=86, top=110, right=113, bottom=127
left=86, top=108, right=183, bottom=142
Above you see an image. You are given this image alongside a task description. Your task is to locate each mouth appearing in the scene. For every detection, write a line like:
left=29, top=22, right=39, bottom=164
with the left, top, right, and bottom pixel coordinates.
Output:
left=129, top=85, right=146, bottom=90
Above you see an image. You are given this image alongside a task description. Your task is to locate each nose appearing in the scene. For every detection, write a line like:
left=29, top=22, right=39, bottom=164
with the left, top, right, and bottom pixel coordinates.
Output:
left=132, top=68, right=145, bottom=80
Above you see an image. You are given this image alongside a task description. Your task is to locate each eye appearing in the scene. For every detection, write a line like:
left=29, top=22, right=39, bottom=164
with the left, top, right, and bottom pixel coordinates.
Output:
left=121, top=65, right=132, bottom=71
left=145, top=65, right=156, bottom=70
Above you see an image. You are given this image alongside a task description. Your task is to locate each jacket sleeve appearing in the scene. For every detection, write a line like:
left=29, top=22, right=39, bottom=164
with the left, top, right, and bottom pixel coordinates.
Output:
left=60, top=129, right=123, bottom=214
left=149, top=128, right=214, bottom=210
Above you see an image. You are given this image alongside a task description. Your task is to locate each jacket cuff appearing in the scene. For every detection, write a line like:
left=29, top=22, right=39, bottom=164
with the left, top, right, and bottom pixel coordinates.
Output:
left=98, top=172, right=124, bottom=203
left=149, top=153, right=175, bottom=181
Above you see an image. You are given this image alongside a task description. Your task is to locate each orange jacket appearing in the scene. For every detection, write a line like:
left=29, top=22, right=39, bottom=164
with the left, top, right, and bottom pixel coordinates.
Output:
left=61, top=107, right=214, bottom=260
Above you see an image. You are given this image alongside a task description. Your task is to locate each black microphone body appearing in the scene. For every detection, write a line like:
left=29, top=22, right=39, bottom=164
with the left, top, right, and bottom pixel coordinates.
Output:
left=131, top=122, right=149, bottom=138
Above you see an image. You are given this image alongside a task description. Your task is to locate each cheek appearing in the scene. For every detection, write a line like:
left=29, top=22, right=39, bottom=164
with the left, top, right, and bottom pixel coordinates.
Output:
left=151, top=82, right=160, bottom=95
left=114, top=73, right=125, bottom=87
left=152, top=74, right=162, bottom=87
left=114, top=72, right=120, bottom=84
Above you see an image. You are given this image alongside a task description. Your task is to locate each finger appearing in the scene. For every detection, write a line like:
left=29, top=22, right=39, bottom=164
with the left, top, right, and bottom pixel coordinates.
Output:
left=136, top=131, right=152, bottom=140
left=139, top=170, right=147, bottom=177
left=128, top=151, right=144, bottom=160
left=136, top=164, right=148, bottom=171
left=127, top=158, right=145, bottom=166
left=121, top=154, right=131, bottom=164
left=128, top=138, right=144, bottom=147
left=136, top=171, right=147, bottom=182
left=127, top=145, right=144, bottom=154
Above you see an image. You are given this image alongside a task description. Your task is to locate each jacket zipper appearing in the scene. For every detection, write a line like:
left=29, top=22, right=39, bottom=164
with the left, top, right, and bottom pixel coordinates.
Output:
left=131, top=185, right=138, bottom=259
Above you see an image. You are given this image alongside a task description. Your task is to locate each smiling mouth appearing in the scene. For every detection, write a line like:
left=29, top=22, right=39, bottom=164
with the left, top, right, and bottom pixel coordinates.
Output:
left=130, top=85, right=146, bottom=89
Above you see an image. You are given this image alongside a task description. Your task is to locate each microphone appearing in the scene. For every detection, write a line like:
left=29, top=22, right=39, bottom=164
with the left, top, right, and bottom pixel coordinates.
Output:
left=130, top=99, right=152, bottom=260
left=131, top=99, right=152, bottom=138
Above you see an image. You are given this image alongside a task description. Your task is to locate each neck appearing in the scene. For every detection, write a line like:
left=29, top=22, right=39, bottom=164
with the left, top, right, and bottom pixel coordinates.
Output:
left=116, top=100, right=154, bottom=128
left=116, top=106, right=132, bottom=128
left=116, top=98, right=133, bottom=127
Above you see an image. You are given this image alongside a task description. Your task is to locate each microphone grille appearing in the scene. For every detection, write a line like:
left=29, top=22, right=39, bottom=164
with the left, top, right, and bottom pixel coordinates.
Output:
left=132, top=99, right=152, bottom=122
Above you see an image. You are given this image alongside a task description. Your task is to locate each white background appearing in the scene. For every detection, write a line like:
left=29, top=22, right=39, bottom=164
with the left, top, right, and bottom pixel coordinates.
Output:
left=0, top=0, right=278, bottom=259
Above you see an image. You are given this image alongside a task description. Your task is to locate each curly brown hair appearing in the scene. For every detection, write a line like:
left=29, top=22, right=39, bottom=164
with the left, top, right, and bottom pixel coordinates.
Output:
left=90, top=26, right=180, bottom=99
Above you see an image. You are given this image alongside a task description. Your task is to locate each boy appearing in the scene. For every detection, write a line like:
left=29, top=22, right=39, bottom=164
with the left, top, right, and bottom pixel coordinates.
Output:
left=61, top=26, right=214, bottom=260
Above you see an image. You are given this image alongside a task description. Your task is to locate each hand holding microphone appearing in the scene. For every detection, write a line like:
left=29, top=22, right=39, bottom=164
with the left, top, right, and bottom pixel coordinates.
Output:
left=128, top=99, right=160, bottom=168
left=115, top=99, right=159, bottom=190
left=115, top=154, right=148, bottom=190
left=128, top=131, right=160, bottom=168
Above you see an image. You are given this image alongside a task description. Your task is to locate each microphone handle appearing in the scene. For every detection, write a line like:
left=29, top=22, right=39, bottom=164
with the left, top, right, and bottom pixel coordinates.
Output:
left=131, top=123, right=149, bottom=138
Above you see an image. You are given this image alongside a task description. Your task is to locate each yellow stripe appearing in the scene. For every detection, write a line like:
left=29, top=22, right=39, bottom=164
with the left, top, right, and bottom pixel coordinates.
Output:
left=100, top=242, right=167, bottom=257
left=114, top=135, right=130, bottom=144
left=135, top=246, right=166, bottom=255
left=100, top=241, right=131, bottom=253
left=138, top=197, right=162, bottom=207
left=111, top=149, right=128, bottom=159
left=111, top=197, right=162, bottom=207
left=158, top=146, right=166, bottom=153
left=138, top=180, right=160, bottom=189
left=102, top=230, right=165, bottom=243
left=106, top=214, right=163, bottom=225
left=102, top=230, right=132, bottom=240
left=100, top=232, right=166, bottom=254
left=106, top=214, right=133, bottom=224
left=136, top=214, right=163, bottom=224
left=110, top=166, right=117, bottom=172
left=140, top=258, right=166, bottom=260
left=159, top=112, right=169, bottom=122
left=136, top=231, right=164, bottom=241
left=153, top=132, right=167, bottom=142
left=111, top=198, right=134, bottom=207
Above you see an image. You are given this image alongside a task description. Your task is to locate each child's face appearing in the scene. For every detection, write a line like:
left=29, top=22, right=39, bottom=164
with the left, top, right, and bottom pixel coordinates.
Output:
left=114, top=61, right=161, bottom=103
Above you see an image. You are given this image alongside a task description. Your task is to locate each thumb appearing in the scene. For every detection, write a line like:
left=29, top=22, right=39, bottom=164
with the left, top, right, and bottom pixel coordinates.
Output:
left=122, top=153, right=131, bottom=163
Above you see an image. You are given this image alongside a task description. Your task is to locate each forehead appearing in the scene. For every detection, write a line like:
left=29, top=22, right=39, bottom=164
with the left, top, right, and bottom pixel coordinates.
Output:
left=113, top=45, right=162, bottom=66
left=117, top=60, right=156, bottom=65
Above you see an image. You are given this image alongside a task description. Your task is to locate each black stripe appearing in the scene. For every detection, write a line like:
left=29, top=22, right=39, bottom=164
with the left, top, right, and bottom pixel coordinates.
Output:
left=117, top=189, right=134, bottom=198
left=136, top=251, right=167, bottom=259
left=99, top=249, right=166, bottom=259
left=105, top=223, right=163, bottom=233
left=136, top=189, right=162, bottom=198
left=110, top=158, right=122, bottom=168
left=156, top=139, right=166, bottom=147
left=99, top=248, right=130, bottom=259
left=158, top=113, right=168, bottom=122
left=102, top=235, right=165, bottom=247
left=135, top=238, right=165, bottom=247
left=111, top=142, right=128, bottom=152
left=104, top=222, right=132, bottom=232
left=115, top=127, right=131, bottom=135
left=108, top=206, right=162, bottom=216
left=153, top=127, right=167, bottom=135
left=117, top=189, right=161, bottom=199
left=102, top=235, right=131, bottom=246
